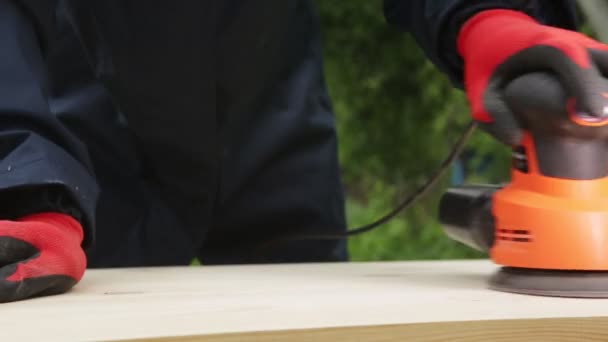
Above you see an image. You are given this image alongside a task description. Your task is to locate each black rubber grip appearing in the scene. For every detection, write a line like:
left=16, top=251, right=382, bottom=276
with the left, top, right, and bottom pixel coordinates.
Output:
left=504, top=72, right=608, bottom=179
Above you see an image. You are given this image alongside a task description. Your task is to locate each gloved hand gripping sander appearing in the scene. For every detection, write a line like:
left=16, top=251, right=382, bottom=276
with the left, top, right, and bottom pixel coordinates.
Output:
left=439, top=72, right=608, bottom=297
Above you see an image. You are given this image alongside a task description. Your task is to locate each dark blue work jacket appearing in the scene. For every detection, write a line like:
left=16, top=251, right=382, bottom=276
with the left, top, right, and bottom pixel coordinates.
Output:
left=0, top=0, right=576, bottom=266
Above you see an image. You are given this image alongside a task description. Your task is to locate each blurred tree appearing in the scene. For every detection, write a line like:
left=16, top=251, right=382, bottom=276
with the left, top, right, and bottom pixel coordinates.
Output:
left=577, top=1, right=608, bottom=41
left=314, top=0, right=510, bottom=261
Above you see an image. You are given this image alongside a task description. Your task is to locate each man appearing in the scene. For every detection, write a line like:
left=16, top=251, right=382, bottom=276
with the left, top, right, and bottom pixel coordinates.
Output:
left=0, top=0, right=603, bottom=302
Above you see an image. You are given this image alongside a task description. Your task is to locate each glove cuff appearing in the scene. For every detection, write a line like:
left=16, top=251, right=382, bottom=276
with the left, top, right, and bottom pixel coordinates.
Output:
left=457, top=9, right=539, bottom=58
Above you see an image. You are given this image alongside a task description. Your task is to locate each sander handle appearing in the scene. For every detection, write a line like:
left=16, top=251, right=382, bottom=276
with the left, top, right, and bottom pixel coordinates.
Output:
left=503, top=72, right=608, bottom=179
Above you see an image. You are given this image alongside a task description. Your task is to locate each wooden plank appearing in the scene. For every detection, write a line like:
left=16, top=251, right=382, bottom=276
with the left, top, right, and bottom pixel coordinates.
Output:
left=0, top=259, right=607, bottom=341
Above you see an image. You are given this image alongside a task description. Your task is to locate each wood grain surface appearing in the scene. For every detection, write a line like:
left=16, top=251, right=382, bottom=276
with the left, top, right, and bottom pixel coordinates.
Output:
left=1, top=259, right=607, bottom=341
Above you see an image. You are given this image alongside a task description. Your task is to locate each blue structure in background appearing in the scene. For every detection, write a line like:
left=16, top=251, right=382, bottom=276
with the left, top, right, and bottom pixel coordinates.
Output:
left=451, top=158, right=466, bottom=185
left=450, top=149, right=494, bottom=186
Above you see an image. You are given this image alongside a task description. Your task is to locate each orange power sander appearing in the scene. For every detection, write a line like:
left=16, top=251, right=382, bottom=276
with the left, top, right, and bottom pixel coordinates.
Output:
left=438, top=72, right=608, bottom=298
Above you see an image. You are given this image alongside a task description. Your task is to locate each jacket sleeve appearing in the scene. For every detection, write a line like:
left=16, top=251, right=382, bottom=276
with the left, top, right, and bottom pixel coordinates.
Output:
left=0, top=0, right=99, bottom=248
left=383, top=0, right=579, bottom=88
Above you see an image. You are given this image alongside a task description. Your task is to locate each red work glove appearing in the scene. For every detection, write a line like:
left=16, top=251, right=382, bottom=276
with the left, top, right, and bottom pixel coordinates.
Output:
left=0, top=212, right=86, bottom=302
left=457, top=9, right=608, bottom=145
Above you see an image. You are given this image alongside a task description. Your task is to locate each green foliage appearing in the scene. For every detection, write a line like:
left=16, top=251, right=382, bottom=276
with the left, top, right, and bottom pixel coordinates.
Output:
left=315, top=0, right=510, bottom=261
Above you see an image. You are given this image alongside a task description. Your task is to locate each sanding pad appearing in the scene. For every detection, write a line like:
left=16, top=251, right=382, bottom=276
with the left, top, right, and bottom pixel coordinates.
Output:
left=488, top=267, right=608, bottom=298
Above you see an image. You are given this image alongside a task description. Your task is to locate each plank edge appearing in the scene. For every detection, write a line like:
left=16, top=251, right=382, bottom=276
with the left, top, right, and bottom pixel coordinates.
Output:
left=120, top=316, right=608, bottom=342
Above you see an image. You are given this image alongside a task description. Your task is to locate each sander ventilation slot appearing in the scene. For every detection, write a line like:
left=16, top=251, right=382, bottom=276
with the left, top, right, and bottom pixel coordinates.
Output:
left=497, top=229, right=532, bottom=242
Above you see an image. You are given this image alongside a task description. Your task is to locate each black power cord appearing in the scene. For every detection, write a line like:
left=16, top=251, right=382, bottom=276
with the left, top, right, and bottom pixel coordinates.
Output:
left=255, top=120, right=477, bottom=255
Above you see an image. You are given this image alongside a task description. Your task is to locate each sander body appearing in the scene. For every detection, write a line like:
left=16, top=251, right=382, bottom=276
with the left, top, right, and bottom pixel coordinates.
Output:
left=439, top=73, right=608, bottom=297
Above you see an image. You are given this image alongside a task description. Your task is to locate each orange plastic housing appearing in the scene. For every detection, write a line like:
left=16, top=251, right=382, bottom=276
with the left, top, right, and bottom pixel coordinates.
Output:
left=491, top=133, right=608, bottom=270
